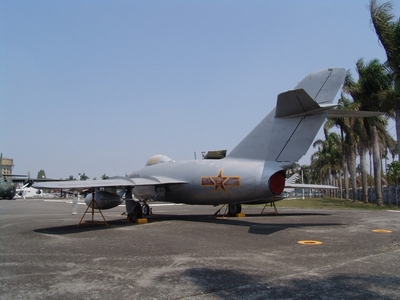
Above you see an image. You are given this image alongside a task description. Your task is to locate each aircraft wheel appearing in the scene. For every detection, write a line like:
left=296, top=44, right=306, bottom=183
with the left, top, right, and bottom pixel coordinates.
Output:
left=228, top=204, right=242, bottom=216
left=142, top=203, right=150, bottom=216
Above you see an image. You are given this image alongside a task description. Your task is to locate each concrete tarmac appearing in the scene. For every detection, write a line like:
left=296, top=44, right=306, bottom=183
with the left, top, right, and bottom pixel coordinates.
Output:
left=1, top=198, right=400, bottom=300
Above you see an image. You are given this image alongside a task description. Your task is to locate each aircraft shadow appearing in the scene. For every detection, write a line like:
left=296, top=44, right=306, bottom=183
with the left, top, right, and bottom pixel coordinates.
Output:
left=147, top=213, right=343, bottom=235
left=34, top=218, right=133, bottom=235
left=33, top=211, right=339, bottom=236
left=174, top=268, right=400, bottom=299
left=241, top=212, right=330, bottom=217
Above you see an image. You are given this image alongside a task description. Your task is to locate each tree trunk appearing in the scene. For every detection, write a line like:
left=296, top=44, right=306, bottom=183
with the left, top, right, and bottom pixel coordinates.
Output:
left=343, top=155, right=349, bottom=200
left=359, top=142, right=369, bottom=203
left=371, top=124, right=383, bottom=206
left=395, top=76, right=400, bottom=164
left=348, top=145, right=357, bottom=201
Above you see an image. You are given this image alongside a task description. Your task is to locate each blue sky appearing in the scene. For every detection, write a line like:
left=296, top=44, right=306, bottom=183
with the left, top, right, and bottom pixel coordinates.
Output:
left=1, top=0, right=397, bottom=179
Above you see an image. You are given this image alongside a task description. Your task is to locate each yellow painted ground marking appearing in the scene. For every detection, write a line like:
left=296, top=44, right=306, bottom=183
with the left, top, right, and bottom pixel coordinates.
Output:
left=372, top=229, right=392, bottom=233
left=298, top=240, right=323, bottom=245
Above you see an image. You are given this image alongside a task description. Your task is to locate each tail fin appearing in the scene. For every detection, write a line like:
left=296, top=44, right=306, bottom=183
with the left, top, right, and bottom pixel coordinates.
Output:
left=227, top=68, right=346, bottom=163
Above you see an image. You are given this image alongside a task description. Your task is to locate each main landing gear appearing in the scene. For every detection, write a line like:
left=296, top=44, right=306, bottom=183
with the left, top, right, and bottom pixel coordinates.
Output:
left=214, top=202, right=279, bottom=217
left=228, top=203, right=242, bottom=216
left=142, top=203, right=151, bottom=216
left=126, top=200, right=151, bottom=223
left=214, top=203, right=242, bottom=217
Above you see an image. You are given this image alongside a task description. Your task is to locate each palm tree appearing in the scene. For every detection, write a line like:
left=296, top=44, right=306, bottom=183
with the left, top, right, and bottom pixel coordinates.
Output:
left=369, top=0, right=400, bottom=160
left=286, top=163, right=300, bottom=178
left=79, top=173, right=89, bottom=181
left=299, top=165, right=313, bottom=184
left=324, top=93, right=360, bottom=199
left=344, top=58, right=394, bottom=205
left=355, top=117, right=371, bottom=202
left=312, top=132, right=342, bottom=197
left=347, top=140, right=359, bottom=201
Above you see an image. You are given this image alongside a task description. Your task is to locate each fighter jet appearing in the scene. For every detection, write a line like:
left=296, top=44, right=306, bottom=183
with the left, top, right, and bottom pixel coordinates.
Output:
left=33, top=68, right=380, bottom=220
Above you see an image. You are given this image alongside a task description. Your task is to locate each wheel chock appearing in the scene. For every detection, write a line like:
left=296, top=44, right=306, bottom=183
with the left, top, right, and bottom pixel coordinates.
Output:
left=136, top=218, right=148, bottom=224
left=236, top=213, right=246, bottom=217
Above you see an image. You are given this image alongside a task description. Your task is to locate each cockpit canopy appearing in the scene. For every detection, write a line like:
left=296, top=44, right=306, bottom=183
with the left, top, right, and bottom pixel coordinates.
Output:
left=145, top=155, right=174, bottom=166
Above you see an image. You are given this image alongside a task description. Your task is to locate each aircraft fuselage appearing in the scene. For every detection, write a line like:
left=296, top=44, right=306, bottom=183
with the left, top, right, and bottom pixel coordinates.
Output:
left=130, top=158, right=288, bottom=205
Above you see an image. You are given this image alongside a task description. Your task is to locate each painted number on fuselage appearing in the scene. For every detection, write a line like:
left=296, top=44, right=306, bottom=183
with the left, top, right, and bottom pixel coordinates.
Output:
left=201, top=169, right=240, bottom=192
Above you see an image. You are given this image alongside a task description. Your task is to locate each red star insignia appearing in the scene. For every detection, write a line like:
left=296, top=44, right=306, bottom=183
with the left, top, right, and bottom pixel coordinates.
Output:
left=210, top=169, right=229, bottom=192
left=201, top=169, right=241, bottom=193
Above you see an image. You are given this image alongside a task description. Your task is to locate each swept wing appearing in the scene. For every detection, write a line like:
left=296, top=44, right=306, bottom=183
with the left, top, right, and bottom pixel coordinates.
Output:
left=32, top=176, right=187, bottom=190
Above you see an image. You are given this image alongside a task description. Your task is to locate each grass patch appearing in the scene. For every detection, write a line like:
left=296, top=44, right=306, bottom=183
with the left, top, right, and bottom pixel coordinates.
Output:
left=271, top=197, right=400, bottom=210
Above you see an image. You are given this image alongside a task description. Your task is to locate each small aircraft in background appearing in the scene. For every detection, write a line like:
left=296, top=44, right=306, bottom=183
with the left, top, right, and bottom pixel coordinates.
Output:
left=16, top=184, right=43, bottom=199
left=34, top=68, right=381, bottom=220
left=0, top=177, right=18, bottom=200
left=0, top=173, right=34, bottom=200
left=0, top=170, right=55, bottom=200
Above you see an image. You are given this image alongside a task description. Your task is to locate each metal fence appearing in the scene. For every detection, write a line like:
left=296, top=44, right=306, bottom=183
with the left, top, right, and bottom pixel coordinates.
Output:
left=341, top=186, right=400, bottom=206
left=293, top=187, right=400, bottom=206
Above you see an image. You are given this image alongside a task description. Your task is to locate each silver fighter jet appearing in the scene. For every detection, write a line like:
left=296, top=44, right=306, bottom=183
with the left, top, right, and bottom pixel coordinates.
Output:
left=34, top=68, right=378, bottom=220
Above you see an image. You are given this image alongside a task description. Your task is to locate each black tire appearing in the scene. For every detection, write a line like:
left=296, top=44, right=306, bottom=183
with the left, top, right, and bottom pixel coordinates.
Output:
left=228, top=204, right=242, bottom=216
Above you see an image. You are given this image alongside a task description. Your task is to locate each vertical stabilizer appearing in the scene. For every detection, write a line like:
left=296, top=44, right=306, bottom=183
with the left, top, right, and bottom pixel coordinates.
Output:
left=227, top=68, right=346, bottom=163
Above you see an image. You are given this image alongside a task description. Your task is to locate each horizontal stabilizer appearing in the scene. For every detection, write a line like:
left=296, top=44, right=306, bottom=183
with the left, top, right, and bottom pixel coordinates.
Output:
left=275, top=89, right=337, bottom=118
left=286, top=183, right=338, bottom=189
left=327, top=109, right=383, bottom=118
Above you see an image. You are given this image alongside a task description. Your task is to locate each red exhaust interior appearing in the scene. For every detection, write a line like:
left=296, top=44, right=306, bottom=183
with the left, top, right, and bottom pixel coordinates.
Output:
left=269, top=171, right=285, bottom=195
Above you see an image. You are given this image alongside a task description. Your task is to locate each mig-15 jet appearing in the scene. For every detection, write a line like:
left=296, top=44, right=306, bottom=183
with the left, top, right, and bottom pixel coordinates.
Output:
left=34, top=68, right=380, bottom=221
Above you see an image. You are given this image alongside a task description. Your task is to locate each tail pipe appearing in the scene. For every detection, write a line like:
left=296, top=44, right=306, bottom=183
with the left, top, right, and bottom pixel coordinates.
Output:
left=269, top=171, right=285, bottom=195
